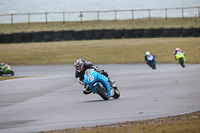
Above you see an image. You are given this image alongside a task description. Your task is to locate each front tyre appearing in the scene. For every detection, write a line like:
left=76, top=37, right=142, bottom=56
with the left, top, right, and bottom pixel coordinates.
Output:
left=113, top=87, right=120, bottom=99
left=10, top=70, right=15, bottom=76
left=94, top=84, right=109, bottom=100
left=179, top=58, right=185, bottom=68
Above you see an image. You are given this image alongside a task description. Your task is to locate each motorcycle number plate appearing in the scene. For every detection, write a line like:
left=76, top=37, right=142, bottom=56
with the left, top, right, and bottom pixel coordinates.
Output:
left=110, top=89, right=114, bottom=96
left=88, top=75, right=94, bottom=82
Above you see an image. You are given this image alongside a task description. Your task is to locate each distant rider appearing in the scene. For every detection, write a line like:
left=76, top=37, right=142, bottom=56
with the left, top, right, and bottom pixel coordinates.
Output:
left=74, top=59, right=116, bottom=94
left=0, top=63, right=7, bottom=71
left=144, top=51, right=155, bottom=65
left=173, top=48, right=185, bottom=61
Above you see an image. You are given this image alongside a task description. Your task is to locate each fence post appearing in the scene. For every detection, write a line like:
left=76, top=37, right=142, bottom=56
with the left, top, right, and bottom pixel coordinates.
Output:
left=165, top=9, right=168, bottom=20
left=132, top=10, right=134, bottom=20
left=182, top=8, right=184, bottom=18
left=198, top=6, right=200, bottom=18
left=63, top=12, right=65, bottom=23
left=148, top=9, right=151, bottom=21
left=97, top=11, right=99, bottom=22
left=28, top=13, right=30, bottom=24
left=79, top=11, right=83, bottom=23
left=11, top=14, right=13, bottom=24
left=45, top=12, right=48, bottom=24
left=115, top=10, right=117, bottom=21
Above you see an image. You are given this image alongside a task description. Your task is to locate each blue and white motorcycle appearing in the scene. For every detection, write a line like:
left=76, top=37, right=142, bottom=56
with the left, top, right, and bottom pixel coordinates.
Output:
left=146, top=55, right=156, bottom=69
left=84, top=69, right=120, bottom=100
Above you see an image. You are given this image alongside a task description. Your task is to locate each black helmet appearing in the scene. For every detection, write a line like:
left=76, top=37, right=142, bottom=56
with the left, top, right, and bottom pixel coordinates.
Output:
left=74, top=59, right=84, bottom=72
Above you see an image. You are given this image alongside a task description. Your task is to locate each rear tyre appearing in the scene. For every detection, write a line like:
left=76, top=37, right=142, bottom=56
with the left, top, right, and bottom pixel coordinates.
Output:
left=113, top=87, right=120, bottom=99
left=94, top=84, right=109, bottom=100
left=0, top=72, right=3, bottom=76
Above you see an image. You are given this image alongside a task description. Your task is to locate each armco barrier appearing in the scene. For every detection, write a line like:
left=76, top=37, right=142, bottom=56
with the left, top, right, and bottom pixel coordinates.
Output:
left=171, top=28, right=182, bottom=37
left=33, top=32, right=43, bottom=42
left=163, top=28, right=172, bottom=37
left=63, top=30, right=74, bottom=40
left=23, top=32, right=33, bottom=42
left=13, top=33, right=23, bottom=43
left=84, top=30, right=94, bottom=40
left=114, top=29, right=124, bottom=39
left=93, top=30, right=104, bottom=39
left=134, top=29, right=143, bottom=38
left=104, top=29, right=114, bottom=39
left=124, top=29, right=134, bottom=38
left=43, top=31, right=54, bottom=42
left=3, top=34, right=13, bottom=43
left=0, top=27, right=199, bottom=44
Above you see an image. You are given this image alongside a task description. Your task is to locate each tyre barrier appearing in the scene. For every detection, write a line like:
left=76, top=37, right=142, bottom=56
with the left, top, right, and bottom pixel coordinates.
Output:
left=0, top=27, right=199, bottom=44
left=74, top=31, right=84, bottom=40
left=133, top=29, right=143, bottom=38
left=104, top=29, right=114, bottom=39
left=63, top=30, right=74, bottom=40
left=93, top=30, right=104, bottom=39
left=182, top=28, right=193, bottom=37
left=43, top=31, right=54, bottom=42
left=0, top=34, right=3, bottom=43
left=114, top=29, right=124, bottom=39
left=171, top=28, right=182, bottom=37
left=192, top=28, right=200, bottom=37
left=84, top=30, right=94, bottom=40
left=143, top=29, right=152, bottom=38
left=163, top=28, right=172, bottom=37
left=13, top=33, right=24, bottom=43
left=152, top=28, right=163, bottom=38
left=53, top=31, right=63, bottom=41
left=33, top=32, right=43, bottom=42
left=3, top=34, right=13, bottom=43
left=23, top=32, right=33, bottom=42
left=124, top=29, right=134, bottom=38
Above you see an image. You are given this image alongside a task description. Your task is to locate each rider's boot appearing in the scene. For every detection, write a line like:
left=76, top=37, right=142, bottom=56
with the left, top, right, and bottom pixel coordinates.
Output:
left=83, top=86, right=93, bottom=95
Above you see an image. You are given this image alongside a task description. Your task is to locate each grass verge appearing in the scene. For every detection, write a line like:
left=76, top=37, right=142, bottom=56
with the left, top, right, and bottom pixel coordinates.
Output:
left=0, top=38, right=200, bottom=65
left=40, top=111, right=200, bottom=133
left=0, top=76, right=27, bottom=81
left=0, top=18, right=200, bottom=34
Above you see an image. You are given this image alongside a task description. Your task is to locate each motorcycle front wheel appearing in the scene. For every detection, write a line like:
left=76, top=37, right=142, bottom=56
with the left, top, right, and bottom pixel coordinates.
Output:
left=94, top=84, right=109, bottom=100
left=10, top=70, right=15, bottom=76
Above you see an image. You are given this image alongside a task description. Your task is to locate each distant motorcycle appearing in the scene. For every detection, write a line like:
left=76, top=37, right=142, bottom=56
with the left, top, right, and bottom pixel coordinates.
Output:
left=84, top=69, right=120, bottom=100
left=175, top=51, right=186, bottom=68
left=146, top=55, right=156, bottom=69
left=0, top=65, right=15, bottom=76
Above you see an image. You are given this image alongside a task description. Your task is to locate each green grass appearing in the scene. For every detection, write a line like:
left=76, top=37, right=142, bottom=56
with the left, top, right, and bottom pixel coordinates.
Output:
left=0, top=18, right=200, bottom=34
left=0, top=38, right=200, bottom=65
left=40, top=111, right=200, bottom=133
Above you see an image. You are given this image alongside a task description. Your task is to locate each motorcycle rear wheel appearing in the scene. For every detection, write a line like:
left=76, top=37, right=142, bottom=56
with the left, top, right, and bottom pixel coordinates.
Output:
left=94, top=84, right=109, bottom=100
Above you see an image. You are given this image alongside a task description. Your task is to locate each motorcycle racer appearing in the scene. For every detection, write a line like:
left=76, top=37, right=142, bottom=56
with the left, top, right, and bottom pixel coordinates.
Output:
left=144, top=51, right=156, bottom=65
left=173, top=48, right=185, bottom=61
left=74, top=59, right=116, bottom=95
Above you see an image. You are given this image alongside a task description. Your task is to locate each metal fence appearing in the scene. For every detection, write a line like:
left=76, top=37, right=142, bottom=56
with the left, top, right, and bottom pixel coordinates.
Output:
left=0, top=6, right=200, bottom=24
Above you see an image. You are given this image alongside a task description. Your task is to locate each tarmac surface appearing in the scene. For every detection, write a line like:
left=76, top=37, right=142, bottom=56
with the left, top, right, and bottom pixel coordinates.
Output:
left=0, top=64, right=200, bottom=133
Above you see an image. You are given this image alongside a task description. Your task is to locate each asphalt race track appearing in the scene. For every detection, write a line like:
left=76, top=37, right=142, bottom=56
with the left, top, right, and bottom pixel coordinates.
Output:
left=0, top=64, right=200, bottom=133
